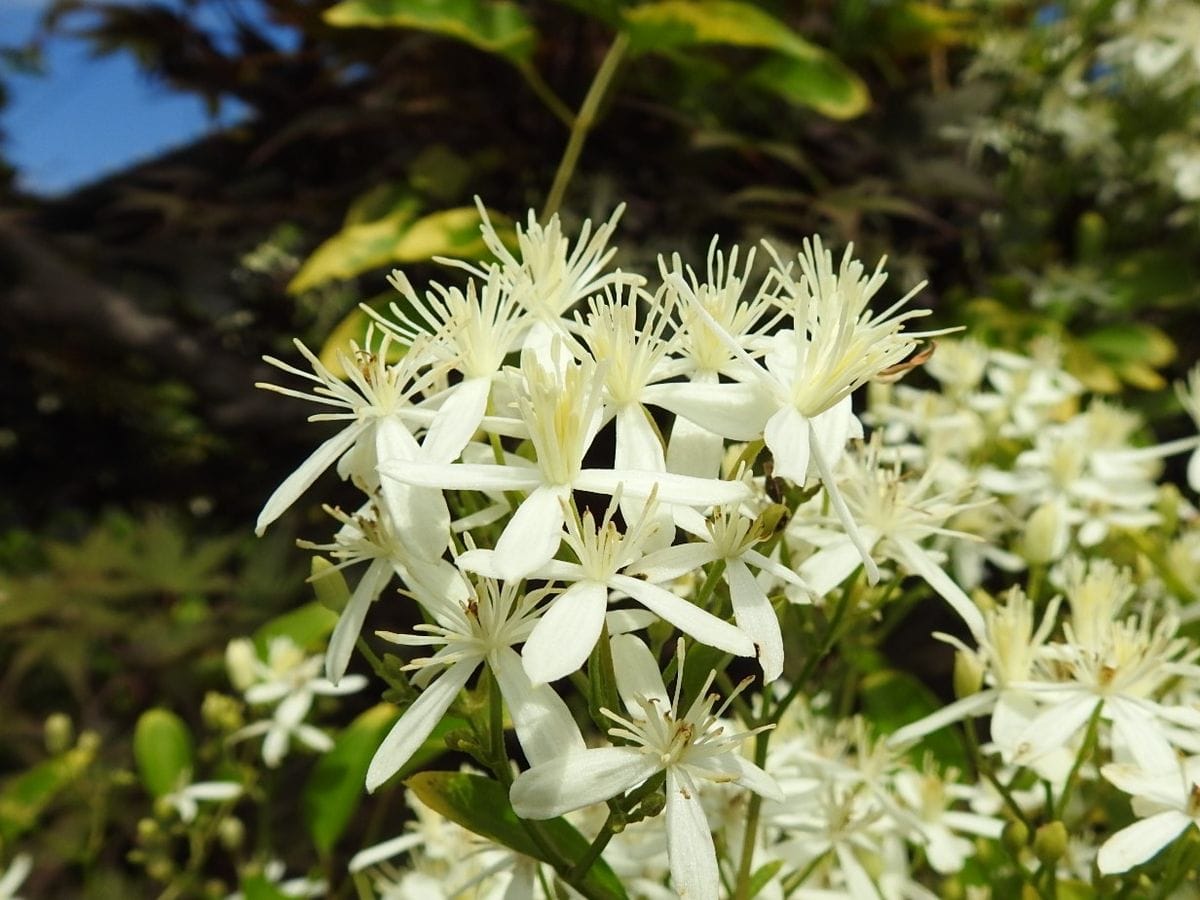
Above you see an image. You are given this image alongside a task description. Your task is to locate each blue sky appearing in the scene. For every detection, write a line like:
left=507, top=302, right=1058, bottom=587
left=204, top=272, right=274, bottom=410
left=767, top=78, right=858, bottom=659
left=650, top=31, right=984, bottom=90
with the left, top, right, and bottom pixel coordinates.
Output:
left=1, top=0, right=253, bottom=196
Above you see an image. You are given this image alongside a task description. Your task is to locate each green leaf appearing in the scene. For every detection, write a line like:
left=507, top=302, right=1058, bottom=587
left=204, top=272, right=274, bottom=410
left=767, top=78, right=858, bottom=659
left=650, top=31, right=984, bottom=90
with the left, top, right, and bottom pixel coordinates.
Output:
left=0, top=744, right=96, bottom=841
left=622, top=0, right=869, bottom=118
left=747, top=53, right=870, bottom=120
left=253, top=601, right=338, bottom=656
left=304, top=705, right=399, bottom=853
left=288, top=205, right=505, bottom=294
left=748, top=859, right=784, bottom=898
left=323, top=0, right=536, bottom=65
left=859, top=670, right=966, bottom=770
left=407, top=771, right=628, bottom=899
left=134, top=709, right=194, bottom=798
left=238, top=875, right=292, bottom=900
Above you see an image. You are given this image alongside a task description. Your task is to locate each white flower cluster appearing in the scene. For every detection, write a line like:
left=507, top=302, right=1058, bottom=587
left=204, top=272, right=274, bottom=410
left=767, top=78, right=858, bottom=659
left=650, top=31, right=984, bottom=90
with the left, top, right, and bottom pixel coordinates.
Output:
left=252, top=203, right=1200, bottom=897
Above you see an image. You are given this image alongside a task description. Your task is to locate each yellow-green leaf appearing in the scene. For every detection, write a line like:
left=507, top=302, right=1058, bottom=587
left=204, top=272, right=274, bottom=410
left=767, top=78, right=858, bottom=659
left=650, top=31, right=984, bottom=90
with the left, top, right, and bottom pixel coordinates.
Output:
left=134, top=709, right=194, bottom=798
left=289, top=205, right=504, bottom=294
left=622, top=0, right=869, bottom=119
left=254, top=601, right=338, bottom=656
left=323, top=0, right=536, bottom=65
left=0, top=744, right=95, bottom=841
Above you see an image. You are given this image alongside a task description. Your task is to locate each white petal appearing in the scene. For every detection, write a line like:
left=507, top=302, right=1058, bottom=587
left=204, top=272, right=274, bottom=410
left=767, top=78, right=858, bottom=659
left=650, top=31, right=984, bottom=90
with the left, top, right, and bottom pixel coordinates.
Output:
left=797, top=539, right=863, bottom=598
left=1109, top=700, right=1180, bottom=775
left=627, top=543, right=720, bottom=583
left=1097, top=811, right=1192, bottom=874
left=665, top=768, right=719, bottom=900
left=492, top=646, right=585, bottom=766
left=575, top=469, right=750, bottom=507
left=763, top=405, right=810, bottom=483
left=382, top=460, right=541, bottom=493
left=522, top=580, right=608, bottom=684
left=1101, top=763, right=1186, bottom=808
left=326, top=557, right=391, bottom=685
left=731, top=756, right=784, bottom=803
left=610, top=633, right=670, bottom=709
left=1012, top=692, right=1096, bottom=763
left=0, top=855, right=32, bottom=895
left=263, top=725, right=290, bottom=767
left=510, top=747, right=658, bottom=819
left=493, top=485, right=568, bottom=581
left=887, top=691, right=995, bottom=747
left=726, top=559, right=784, bottom=682
left=808, top=427, right=880, bottom=584
left=893, top=538, right=985, bottom=639
left=422, top=376, right=491, bottom=463
left=256, top=423, right=364, bottom=534
left=612, top=574, right=755, bottom=658
left=183, top=781, right=243, bottom=802
left=666, top=408, right=726, bottom=479
left=642, top=381, right=772, bottom=441
left=348, top=833, right=425, bottom=872
left=366, top=658, right=478, bottom=792
left=614, top=404, right=666, bottom=473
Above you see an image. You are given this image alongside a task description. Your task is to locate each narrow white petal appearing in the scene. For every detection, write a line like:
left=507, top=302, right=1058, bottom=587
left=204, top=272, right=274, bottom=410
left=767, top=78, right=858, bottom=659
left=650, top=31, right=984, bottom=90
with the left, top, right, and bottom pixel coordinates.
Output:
left=666, top=408, right=726, bottom=478
left=263, top=725, right=289, bottom=767
left=326, top=557, right=391, bottom=685
left=1101, top=763, right=1186, bottom=808
left=576, top=469, right=750, bottom=506
left=610, top=633, right=670, bottom=709
left=493, top=485, right=568, bottom=581
left=731, top=757, right=784, bottom=803
left=382, top=460, right=541, bottom=492
left=887, top=691, right=995, bottom=747
left=612, top=574, right=755, bottom=658
left=797, top=539, right=864, bottom=598
left=626, top=543, right=719, bottom=583
left=349, top=833, right=425, bottom=872
left=510, top=747, right=658, bottom=819
left=893, top=538, right=985, bottom=638
left=1097, top=811, right=1192, bottom=874
left=726, top=559, right=784, bottom=682
left=366, top=659, right=478, bottom=792
left=1013, top=693, right=1097, bottom=763
left=184, top=781, right=243, bottom=802
left=665, top=768, right=720, bottom=900
left=642, top=381, right=772, bottom=441
left=1109, top=700, right=1180, bottom=775
left=256, top=423, right=364, bottom=534
left=614, top=404, right=666, bottom=473
left=808, top=425, right=880, bottom=584
left=492, top=646, right=585, bottom=766
left=522, top=580, right=608, bottom=684
left=765, top=405, right=812, bottom=483
left=422, top=376, right=491, bottom=464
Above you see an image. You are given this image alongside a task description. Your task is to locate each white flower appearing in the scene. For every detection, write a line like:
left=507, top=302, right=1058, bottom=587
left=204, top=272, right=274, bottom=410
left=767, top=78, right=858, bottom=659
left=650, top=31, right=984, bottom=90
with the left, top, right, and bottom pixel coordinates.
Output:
left=510, top=637, right=782, bottom=900
left=1097, top=756, right=1200, bottom=874
left=1176, top=363, right=1200, bottom=492
left=458, top=493, right=755, bottom=684
left=384, top=348, right=750, bottom=582
left=365, top=577, right=584, bottom=792
left=226, top=860, right=326, bottom=899
left=164, top=779, right=242, bottom=823
left=229, top=637, right=366, bottom=767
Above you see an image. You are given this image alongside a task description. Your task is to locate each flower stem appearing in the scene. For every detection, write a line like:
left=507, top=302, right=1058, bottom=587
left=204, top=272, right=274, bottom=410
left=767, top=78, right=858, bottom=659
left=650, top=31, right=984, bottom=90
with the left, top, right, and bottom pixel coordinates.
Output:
left=1053, top=700, right=1104, bottom=821
left=541, top=31, right=630, bottom=223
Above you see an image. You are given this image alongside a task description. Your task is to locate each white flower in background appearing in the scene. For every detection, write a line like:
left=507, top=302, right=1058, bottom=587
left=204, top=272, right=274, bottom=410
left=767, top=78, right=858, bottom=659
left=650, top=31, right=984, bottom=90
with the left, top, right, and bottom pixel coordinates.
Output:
left=1176, top=363, right=1200, bottom=491
left=254, top=329, right=443, bottom=535
left=459, top=493, right=755, bottom=684
left=973, top=340, right=1081, bottom=439
left=891, top=766, right=1003, bottom=875
left=228, top=636, right=366, bottom=767
left=163, top=778, right=242, bottom=823
left=791, top=440, right=986, bottom=637
left=385, top=348, right=750, bottom=582
left=0, top=855, right=31, bottom=900
left=510, top=637, right=782, bottom=900
left=226, top=860, right=326, bottom=899
left=366, top=577, right=584, bottom=792
left=1097, top=756, right=1200, bottom=874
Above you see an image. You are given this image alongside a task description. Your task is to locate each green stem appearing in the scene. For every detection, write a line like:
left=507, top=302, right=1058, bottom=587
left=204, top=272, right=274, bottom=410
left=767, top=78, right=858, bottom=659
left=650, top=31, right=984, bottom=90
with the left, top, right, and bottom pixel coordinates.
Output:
left=694, top=558, right=728, bottom=613
left=356, top=636, right=408, bottom=694
left=541, top=31, right=630, bottom=223
left=518, top=63, right=576, bottom=128
left=1053, top=700, right=1104, bottom=821
left=963, top=718, right=1032, bottom=831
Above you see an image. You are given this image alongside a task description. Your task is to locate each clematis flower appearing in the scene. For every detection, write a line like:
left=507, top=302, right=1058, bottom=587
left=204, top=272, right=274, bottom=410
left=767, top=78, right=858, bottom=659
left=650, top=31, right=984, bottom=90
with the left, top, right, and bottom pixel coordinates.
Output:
left=1097, top=756, right=1200, bottom=874
left=0, top=854, right=31, bottom=900
left=458, top=493, right=756, bottom=684
left=510, top=636, right=781, bottom=900
left=383, top=348, right=750, bottom=582
left=163, top=778, right=243, bottom=823
left=365, top=577, right=585, bottom=793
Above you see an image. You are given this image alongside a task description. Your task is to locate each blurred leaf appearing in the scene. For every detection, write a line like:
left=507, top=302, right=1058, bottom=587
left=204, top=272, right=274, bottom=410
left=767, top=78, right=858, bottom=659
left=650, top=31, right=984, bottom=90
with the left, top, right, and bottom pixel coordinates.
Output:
left=323, top=0, right=537, bottom=64
left=238, top=876, right=291, bottom=900
left=859, top=670, right=965, bottom=770
left=134, top=709, right=194, bottom=798
left=1083, top=323, right=1175, bottom=368
left=0, top=744, right=95, bottom=842
left=406, top=771, right=628, bottom=899
left=315, top=294, right=405, bottom=378
left=622, top=0, right=869, bottom=118
left=253, top=601, right=338, bottom=656
left=288, top=205, right=503, bottom=294
left=304, top=704, right=399, bottom=853
left=874, top=1, right=973, bottom=53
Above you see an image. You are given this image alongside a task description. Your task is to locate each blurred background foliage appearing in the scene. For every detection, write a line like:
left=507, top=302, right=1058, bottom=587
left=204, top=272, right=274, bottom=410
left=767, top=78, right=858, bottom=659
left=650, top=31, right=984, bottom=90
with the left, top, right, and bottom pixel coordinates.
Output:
left=2, top=0, right=1199, bottom=894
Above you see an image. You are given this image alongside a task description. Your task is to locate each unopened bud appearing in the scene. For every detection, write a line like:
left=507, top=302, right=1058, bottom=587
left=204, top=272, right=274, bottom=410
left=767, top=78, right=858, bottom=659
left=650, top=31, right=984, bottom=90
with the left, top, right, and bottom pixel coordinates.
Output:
left=1022, top=501, right=1067, bottom=565
left=218, top=816, right=245, bottom=851
left=1002, top=819, right=1029, bottom=855
left=1033, top=821, right=1068, bottom=865
left=137, top=818, right=159, bottom=842
left=953, top=650, right=984, bottom=700
left=202, top=692, right=244, bottom=733
left=225, top=639, right=258, bottom=691
left=44, top=713, right=74, bottom=754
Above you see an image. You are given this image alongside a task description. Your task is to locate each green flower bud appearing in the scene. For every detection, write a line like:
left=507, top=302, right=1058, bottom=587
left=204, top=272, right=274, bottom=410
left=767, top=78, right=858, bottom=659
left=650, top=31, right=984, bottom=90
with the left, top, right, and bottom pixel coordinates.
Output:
left=1002, top=819, right=1029, bottom=855
left=1033, top=821, right=1068, bottom=865
left=44, top=712, right=74, bottom=755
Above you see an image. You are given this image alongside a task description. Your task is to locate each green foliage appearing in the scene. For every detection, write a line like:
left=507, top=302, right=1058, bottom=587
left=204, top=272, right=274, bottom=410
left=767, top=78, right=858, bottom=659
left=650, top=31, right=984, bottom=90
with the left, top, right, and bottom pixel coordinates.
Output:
left=133, top=709, right=195, bottom=798
left=0, top=742, right=96, bottom=842
left=406, top=770, right=629, bottom=899
left=324, top=0, right=537, bottom=65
